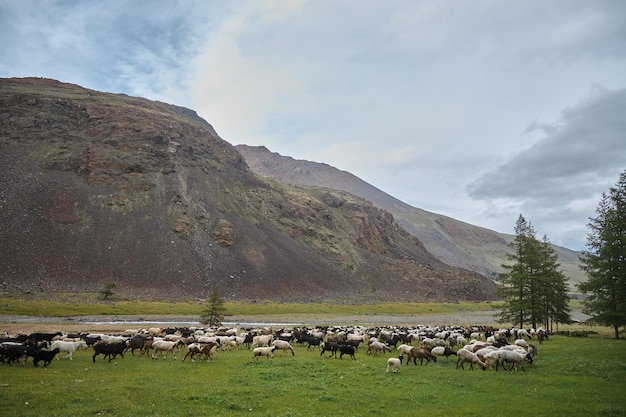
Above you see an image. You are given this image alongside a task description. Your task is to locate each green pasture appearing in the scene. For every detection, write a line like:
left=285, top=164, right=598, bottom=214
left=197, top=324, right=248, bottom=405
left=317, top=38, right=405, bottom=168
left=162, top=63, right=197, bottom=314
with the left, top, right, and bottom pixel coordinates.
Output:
left=1, top=334, right=625, bottom=417
left=0, top=296, right=500, bottom=317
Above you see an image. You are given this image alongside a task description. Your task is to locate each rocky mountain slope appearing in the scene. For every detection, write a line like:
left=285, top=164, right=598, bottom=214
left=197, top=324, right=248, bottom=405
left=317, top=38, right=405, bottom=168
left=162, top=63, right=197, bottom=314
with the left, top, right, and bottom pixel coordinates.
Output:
left=235, top=145, right=585, bottom=288
left=0, top=78, right=497, bottom=302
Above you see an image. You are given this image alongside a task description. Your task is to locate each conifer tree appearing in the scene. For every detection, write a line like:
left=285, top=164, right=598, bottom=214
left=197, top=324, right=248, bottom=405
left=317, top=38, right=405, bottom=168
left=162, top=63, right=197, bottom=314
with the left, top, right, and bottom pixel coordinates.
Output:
left=538, top=235, right=571, bottom=331
left=497, top=215, right=536, bottom=328
left=578, top=170, right=626, bottom=339
left=200, top=285, right=225, bottom=327
left=497, top=215, right=571, bottom=329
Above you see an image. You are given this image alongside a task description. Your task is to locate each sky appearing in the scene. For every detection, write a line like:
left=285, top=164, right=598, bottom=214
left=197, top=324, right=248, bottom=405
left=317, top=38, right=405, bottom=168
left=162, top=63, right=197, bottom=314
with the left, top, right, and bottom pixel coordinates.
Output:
left=1, top=0, right=625, bottom=251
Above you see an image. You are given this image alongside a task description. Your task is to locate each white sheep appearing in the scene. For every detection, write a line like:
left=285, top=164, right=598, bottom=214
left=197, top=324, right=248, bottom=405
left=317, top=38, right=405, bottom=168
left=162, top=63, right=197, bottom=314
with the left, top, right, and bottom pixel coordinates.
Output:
left=221, top=340, right=238, bottom=351
left=396, top=344, right=414, bottom=356
left=252, top=346, right=276, bottom=361
left=367, top=341, right=391, bottom=356
left=474, top=346, right=498, bottom=361
left=499, top=349, right=533, bottom=371
left=151, top=340, right=184, bottom=360
left=456, top=348, right=486, bottom=370
left=514, top=338, right=529, bottom=348
left=386, top=355, right=404, bottom=373
left=271, top=340, right=295, bottom=355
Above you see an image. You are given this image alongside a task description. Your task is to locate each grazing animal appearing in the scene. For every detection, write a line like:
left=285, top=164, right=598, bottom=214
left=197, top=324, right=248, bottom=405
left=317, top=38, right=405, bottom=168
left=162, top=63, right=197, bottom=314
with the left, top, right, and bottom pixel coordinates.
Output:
left=456, top=348, right=486, bottom=370
left=151, top=340, right=185, bottom=360
left=485, top=349, right=534, bottom=371
left=92, top=342, right=127, bottom=363
left=407, top=347, right=437, bottom=365
left=127, top=334, right=151, bottom=355
left=306, top=335, right=323, bottom=351
left=396, top=344, right=414, bottom=357
left=28, top=332, right=63, bottom=343
left=271, top=340, right=295, bottom=356
left=252, top=346, right=276, bottom=361
left=32, top=348, right=60, bottom=367
left=339, top=345, right=356, bottom=360
left=386, top=355, right=404, bottom=373
left=251, top=335, right=273, bottom=348
left=320, top=341, right=340, bottom=358
left=183, top=342, right=219, bottom=362
left=367, top=341, right=392, bottom=356
left=50, top=340, right=87, bottom=360
left=430, top=346, right=457, bottom=361
left=0, top=342, right=29, bottom=366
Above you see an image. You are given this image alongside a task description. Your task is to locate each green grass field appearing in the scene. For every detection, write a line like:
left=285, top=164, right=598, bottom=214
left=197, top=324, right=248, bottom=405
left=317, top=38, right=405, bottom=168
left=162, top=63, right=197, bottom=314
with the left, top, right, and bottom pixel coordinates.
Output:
left=1, top=334, right=625, bottom=417
left=0, top=296, right=500, bottom=317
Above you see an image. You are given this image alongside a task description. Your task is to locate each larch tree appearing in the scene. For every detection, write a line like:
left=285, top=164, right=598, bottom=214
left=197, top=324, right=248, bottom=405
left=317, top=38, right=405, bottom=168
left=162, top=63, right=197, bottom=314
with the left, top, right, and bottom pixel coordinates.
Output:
left=497, top=214, right=571, bottom=329
left=538, top=235, right=571, bottom=331
left=497, top=214, right=537, bottom=328
left=200, top=284, right=225, bottom=327
left=578, top=170, right=626, bottom=339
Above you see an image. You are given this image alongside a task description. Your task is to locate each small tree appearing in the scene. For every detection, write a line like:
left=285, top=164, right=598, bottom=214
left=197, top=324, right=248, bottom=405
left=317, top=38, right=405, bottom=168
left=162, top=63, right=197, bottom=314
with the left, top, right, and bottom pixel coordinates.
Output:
left=200, top=285, right=225, bottom=326
left=578, top=170, right=626, bottom=339
left=99, top=282, right=116, bottom=300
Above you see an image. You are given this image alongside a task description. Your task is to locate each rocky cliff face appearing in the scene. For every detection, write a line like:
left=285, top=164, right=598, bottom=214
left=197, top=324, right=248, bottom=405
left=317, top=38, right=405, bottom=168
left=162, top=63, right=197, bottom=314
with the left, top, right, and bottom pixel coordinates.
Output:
left=236, top=144, right=584, bottom=288
left=0, top=78, right=497, bottom=302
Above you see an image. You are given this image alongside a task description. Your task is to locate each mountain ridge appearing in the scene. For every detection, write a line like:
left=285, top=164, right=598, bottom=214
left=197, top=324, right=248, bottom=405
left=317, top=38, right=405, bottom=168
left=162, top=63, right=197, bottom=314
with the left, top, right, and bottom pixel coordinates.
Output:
left=0, top=77, right=497, bottom=302
left=235, top=144, right=585, bottom=288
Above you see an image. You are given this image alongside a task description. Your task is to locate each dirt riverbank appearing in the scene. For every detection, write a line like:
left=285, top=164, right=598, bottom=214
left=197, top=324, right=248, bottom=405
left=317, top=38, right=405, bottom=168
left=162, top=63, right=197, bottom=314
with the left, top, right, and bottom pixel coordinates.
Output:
left=1, top=308, right=589, bottom=334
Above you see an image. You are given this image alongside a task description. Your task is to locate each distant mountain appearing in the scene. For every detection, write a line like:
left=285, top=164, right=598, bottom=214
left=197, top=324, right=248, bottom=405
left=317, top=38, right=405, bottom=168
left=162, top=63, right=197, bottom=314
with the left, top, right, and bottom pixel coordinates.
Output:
left=235, top=145, right=585, bottom=289
left=0, top=78, right=497, bottom=302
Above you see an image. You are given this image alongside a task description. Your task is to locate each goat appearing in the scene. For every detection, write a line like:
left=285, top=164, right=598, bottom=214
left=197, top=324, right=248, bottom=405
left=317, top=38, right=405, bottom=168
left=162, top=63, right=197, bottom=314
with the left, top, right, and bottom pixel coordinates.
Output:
left=407, top=347, right=437, bottom=365
left=50, top=340, right=87, bottom=360
left=0, top=342, right=29, bottom=366
left=126, top=334, right=151, bottom=355
left=92, top=341, right=128, bottom=363
left=339, top=345, right=356, bottom=360
left=320, top=341, right=340, bottom=358
left=306, top=335, right=323, bottom=351
left=183, top=342, right=219, bottom=362
left=251, top=335, right=273, bottom=348
left=32, top=348, right=60, bottom=367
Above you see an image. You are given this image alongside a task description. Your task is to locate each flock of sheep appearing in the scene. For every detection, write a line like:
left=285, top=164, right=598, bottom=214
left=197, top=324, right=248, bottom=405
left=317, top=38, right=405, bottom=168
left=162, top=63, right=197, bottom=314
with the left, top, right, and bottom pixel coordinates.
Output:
left=0, top=323, right=544, bottom=373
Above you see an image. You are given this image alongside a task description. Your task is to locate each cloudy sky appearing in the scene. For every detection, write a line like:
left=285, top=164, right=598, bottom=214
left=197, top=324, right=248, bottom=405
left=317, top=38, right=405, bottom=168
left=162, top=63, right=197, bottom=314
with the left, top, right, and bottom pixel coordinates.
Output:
left=1, top=0, right=625, bottom=251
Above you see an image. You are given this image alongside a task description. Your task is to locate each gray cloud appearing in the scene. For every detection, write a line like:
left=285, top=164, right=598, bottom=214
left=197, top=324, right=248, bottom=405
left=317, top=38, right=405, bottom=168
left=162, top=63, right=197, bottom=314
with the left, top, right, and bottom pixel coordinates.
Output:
left=468, top=86, right=626, bottom=202
left=467, top=86, right=626, bottom=248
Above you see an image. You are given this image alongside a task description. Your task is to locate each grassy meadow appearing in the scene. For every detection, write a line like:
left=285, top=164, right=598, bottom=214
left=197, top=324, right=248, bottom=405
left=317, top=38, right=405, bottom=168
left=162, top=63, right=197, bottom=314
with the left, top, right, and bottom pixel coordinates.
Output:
left=1, top=297, right=624, bottom=416
left=0, top=295, right=500, bottom=317
left=0, top=334, right=625, bottom=417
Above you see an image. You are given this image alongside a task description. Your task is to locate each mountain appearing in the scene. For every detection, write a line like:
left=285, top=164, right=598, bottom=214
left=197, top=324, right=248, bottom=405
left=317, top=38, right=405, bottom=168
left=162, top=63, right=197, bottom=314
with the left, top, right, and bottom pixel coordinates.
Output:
left=235, top=145, right=585, bottom=289
left=0, top=77, right=497, bottom=302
